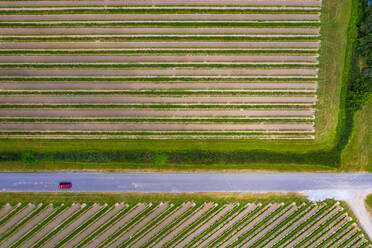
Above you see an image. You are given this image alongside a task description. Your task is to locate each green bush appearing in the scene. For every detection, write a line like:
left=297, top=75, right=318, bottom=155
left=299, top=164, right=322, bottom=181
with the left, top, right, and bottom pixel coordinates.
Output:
left=154, top=154, right=169, bottom=165
left=20, top=151, right=37, bottom=165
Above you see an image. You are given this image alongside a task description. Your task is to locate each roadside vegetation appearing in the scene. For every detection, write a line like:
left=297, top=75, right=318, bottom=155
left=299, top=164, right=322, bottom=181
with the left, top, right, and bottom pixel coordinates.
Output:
left=365, top=194, right=372, bottom=218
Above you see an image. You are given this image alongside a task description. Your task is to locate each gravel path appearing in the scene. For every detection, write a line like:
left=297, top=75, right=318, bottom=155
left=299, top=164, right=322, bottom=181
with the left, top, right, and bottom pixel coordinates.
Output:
left=0, top=41, right=321, bottom=48
left=0, top=204, right=35, bottom=235
left=0, top=69, right=319, bottom=76
left=0, top=27, right=320, bottom=35
left=44, top=204, right=101, bottom=248
left=108, top=203, right=169, bottom=248
left=0, top=109, right=315, bottom=117
left=0, top=82, right=318, bottom=90
left=66, top=203, right=125, bottom=248
left=1, top=205, right=55, bottom=248
left=0, top=96, right=317, bottom=103
left=0, top=14, right=321, bottom=21
left=0, top=0, right=322, bottom=7
left=84, top=203, right=147, bottom=248
left=0, top=55, right=318, bottom=62
left=0, top=123, right=315, bottom=131
left=20, top=203, right=81, bottom=248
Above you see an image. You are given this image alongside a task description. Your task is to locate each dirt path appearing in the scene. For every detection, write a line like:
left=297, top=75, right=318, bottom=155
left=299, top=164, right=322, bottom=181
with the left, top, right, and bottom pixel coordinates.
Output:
left=0, top=55, right=318, bottom=62
left=0, top=82, right=318, bottom=90
left=0, top=96, right=317, bottom=103
left=0, top=27, right=320, bottom=35
left=0, top=123, right=315, bottom=131
left=0, top=109, right=315, bottom=117
left=0, top=14, right=320, bottom=21
left=0, top=0, right=322, bottom=7
left=0, top=41, right=320, bottom=48
left=0, top=69, right=319, bottom=76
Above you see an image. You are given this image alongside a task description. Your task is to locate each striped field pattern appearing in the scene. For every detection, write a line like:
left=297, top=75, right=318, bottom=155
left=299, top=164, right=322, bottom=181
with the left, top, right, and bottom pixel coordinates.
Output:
left=0, top=0, right=322, bottom=139
left=0, top=201, right=370, bottom=248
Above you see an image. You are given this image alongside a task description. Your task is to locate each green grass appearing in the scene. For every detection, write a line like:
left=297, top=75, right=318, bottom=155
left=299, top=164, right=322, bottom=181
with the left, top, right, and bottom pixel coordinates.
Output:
left=0, top=192, right=308, bottom=205
left=340, top=98, right=372, bottom=172
left=365, top=194, right=372, bottom=219
left=0, top=161, right=337, bottom=173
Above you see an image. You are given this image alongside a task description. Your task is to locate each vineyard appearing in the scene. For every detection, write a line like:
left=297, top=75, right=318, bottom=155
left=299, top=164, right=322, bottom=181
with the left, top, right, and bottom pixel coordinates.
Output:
left=0, top=0, right=322, bottom=139
left=0, top=200, right=370, bottom=247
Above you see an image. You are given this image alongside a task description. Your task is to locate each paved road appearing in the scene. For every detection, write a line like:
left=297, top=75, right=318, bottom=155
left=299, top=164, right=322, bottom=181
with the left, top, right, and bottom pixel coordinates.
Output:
left=0, top=172, right=371, bottom=238
left=0, top=173, right=370, bottom=193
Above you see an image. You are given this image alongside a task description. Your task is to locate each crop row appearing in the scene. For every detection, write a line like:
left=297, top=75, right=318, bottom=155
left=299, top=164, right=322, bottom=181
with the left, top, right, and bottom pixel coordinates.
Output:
left=0, top=1, right=321, bottom=140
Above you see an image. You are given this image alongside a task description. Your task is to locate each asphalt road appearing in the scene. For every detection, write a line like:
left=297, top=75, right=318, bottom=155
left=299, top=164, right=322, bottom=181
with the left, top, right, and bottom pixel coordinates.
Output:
left=0, top=173, right=371, bottom=193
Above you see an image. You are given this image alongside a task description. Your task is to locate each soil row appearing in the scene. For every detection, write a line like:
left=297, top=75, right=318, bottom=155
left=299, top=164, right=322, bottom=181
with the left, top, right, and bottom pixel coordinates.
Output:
left=0, top=41, right=320, bottom=48
left=0, top=0, right=323, bottom=7
left=0, top=83, right=318, bottom=90
left=0, top=69, right=319, bottom=76
left=0, top=96, right=317, bottom=103
left=0, top=27, right=320, bottom=34
left=0, top=55, right=319, bottom=62
left=0, top=14, right=321, bottom=21
left=0, top=109, right=315, bottom=117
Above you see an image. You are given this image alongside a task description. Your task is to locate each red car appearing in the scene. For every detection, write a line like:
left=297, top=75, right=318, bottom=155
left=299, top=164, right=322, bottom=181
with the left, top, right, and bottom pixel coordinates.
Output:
left=59, top=182, right=72, bottom=189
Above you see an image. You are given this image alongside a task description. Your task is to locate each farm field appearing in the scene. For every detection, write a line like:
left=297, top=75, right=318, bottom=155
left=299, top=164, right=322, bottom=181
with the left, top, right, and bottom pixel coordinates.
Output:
left=0, top=0, right=324, bottom=140
left=0, top=199, right=370, bottom=248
